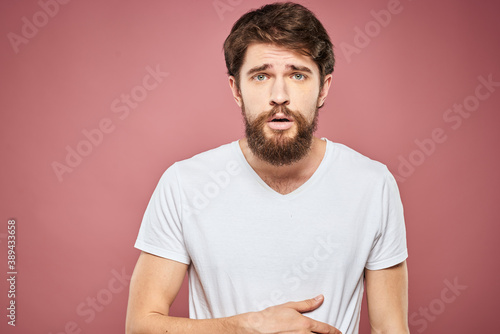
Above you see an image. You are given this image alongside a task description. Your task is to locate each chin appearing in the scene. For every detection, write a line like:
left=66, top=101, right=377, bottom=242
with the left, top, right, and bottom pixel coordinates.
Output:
left=265, top=127, right=297, bottom=138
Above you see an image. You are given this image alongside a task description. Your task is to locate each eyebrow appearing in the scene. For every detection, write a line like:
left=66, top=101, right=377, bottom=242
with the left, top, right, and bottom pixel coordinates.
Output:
left=246, top=64, right=313, bottom=76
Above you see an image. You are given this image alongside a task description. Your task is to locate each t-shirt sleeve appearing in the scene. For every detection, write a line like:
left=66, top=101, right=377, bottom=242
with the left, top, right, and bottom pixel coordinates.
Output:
left=365, top=169, right=408, bottom=270
left=134, top=163, right=191, bottom=264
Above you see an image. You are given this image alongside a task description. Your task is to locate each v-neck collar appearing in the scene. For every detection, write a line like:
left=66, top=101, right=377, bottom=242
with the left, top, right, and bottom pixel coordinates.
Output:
left=231, top=138, right=331, bottom=200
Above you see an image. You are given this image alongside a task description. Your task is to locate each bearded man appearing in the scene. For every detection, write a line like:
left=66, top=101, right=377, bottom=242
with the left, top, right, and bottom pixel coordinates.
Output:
left=126, top=3, right=409, bottom=334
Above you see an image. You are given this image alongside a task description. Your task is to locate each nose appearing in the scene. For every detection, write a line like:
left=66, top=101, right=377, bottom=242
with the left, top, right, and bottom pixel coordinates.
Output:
left=269, top=77, right=289, bottom=106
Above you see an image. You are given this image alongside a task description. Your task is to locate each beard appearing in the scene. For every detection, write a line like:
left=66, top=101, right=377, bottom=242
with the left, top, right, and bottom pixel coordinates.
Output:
left=242, top=103, right=319, bottom=166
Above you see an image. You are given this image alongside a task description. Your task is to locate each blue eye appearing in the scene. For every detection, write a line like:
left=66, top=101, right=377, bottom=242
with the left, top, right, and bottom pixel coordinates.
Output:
left=293, top=73, right=305, bottom=80
left=255, top=74, right=267, bottom=81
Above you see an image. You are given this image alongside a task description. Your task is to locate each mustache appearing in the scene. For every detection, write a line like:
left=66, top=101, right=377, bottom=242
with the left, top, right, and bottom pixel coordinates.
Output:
left=268, top=105, right=296, bottom=118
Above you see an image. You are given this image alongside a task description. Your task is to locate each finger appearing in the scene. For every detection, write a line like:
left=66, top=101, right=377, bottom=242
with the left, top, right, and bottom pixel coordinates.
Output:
left=309, top=318, right=342, bottom=334
left=286, top=294, right=324, bottom=313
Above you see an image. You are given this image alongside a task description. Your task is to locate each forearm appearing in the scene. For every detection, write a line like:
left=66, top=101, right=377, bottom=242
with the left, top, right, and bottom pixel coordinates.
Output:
left=126, top=312, right=253, bottom=334
left=371, top=323, right=410, bottom=334
left=370, top=326, right=409, bottom=334
left=127, top=295, right=341, bottom=334
left=366, top=261, right=409, bottom=334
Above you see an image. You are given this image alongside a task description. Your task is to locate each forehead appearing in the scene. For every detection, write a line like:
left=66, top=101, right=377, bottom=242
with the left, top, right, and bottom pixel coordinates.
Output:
left=241, top=43, right=319, bottom=73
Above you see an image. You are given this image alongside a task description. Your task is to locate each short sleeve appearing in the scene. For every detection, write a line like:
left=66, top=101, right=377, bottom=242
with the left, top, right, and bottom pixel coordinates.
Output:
left=134, top=163, right=191, bottom=264
left=365, top=169, right=408, bottom=270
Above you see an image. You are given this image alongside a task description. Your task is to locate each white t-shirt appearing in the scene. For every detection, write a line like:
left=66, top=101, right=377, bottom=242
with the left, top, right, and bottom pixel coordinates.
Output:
left=135, top=139, right=408, bottom=334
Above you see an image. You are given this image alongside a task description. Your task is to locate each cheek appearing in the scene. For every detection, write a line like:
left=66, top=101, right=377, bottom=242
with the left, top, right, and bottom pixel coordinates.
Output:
left=294, top=87, right=320, bottom=109
left=240, top=89, right=266, bottom=114
left=240, top=85, right=265, bottom=104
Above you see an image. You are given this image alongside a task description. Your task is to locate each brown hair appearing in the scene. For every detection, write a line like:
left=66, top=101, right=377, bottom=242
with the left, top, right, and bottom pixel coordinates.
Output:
left=223, top=2, right=335, bottom=89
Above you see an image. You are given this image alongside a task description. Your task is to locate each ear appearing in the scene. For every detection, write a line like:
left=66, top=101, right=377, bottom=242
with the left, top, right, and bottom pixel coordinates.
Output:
left=317, top=74, right=333, bottom=108
left=229, top=76, right=243, bottom=107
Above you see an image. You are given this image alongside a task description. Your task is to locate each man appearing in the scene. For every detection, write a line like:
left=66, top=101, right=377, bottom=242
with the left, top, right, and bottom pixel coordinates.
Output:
left=126, top=2, right=409, bottom=334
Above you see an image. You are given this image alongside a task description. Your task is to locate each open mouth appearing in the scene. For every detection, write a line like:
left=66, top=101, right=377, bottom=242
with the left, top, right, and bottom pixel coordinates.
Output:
left=268, top=113, right=293, bottom=122
left=267, top=113, right=294, bottom=130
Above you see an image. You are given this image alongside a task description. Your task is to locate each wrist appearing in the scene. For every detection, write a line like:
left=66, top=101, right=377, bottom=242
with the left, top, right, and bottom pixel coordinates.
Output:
left=226, top=312, right=259, bottom=334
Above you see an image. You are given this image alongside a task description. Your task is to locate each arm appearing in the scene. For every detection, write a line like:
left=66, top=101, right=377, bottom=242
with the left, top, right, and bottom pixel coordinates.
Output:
left=126, top=251, right=342, bottom=334
left=365, top=260, right=409, bottom=334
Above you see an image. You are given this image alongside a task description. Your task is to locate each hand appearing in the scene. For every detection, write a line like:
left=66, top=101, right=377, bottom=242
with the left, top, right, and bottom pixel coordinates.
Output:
left=241, top=295, right=342, bottom=334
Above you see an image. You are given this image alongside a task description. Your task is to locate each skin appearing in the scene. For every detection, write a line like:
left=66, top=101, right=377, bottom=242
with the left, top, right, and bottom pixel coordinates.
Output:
left=365, top=262, right=410, bottom=334
left=229, top=43, right=332, bottom=194
left=126, top=43, right=409, bottom=334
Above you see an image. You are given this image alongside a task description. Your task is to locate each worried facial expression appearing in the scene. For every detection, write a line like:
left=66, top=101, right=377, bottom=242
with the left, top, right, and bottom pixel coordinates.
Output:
left=229, top=43, right=332, bottom=165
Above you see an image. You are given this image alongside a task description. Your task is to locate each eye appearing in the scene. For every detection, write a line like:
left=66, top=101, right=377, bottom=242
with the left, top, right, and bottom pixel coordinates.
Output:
left=293, top=73, right=305, bottom=80
left=254, top=74, right=268, bottom=81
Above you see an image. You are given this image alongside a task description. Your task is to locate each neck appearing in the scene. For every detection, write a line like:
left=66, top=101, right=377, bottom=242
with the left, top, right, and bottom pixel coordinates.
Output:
left=239, top=136, right=326, bottom=184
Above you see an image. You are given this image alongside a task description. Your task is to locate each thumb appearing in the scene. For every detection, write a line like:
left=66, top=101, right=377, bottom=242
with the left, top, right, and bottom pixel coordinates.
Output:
left=287, top=294, right=324, bottom=313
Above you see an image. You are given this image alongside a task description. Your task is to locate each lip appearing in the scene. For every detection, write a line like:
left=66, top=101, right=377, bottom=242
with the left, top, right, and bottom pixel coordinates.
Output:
left=267, top=121, right=294, bottom=130
left=267, top=112, right=292, bottom=122
left=267, top=112, right=294, bottom=130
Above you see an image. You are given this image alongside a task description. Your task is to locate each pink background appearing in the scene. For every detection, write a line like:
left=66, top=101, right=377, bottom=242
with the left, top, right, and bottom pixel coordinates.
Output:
left=1, top=0, right=499, bottom=333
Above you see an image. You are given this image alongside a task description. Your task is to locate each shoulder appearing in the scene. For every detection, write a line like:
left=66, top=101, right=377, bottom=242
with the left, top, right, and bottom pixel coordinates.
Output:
left=323, top=140, right=401, bottom=204
left=326, top=140, right=389, bottom=177
left=159, top=141, right=243, bottom=186
left=175, top=141, right=240, bottom=172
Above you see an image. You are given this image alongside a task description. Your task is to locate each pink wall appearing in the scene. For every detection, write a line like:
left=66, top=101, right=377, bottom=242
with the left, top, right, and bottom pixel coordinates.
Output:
left=1, top=0, right=499, bottom=333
